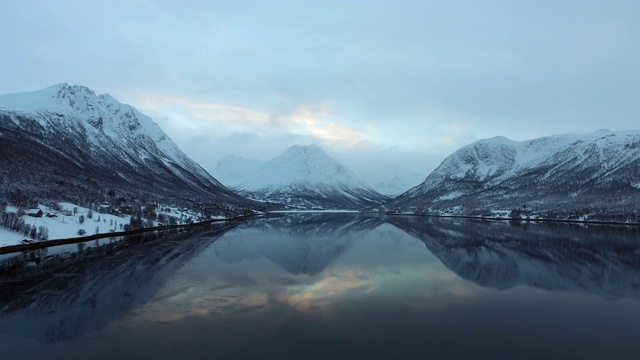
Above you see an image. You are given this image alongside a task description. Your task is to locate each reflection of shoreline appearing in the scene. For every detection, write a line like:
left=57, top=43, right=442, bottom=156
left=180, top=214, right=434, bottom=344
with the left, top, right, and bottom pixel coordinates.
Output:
left=386, top=216, right=640, bottom=300
left=0, top=222, right=238, bottom=343
left=376, top=212, right=640, bottom=227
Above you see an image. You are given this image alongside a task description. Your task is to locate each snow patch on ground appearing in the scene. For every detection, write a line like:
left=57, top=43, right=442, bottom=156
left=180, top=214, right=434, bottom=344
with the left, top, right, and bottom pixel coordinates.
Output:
left=0, top=201, right=224, bottom=248
left=0, top=202, right=132, bottom=247
left=0, top=228, right=23, bottom=247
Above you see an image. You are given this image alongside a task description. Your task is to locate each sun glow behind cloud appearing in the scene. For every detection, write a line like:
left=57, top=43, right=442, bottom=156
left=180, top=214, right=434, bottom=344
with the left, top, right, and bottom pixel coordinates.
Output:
left=280, top=106, right=371, bottom=147
left=122, top=89, right=462, bottom=152
left=122, top=90, right=376, bottom=149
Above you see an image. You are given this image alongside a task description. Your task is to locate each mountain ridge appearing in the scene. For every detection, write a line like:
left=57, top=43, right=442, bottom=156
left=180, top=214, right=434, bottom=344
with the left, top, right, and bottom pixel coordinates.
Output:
left=376, top=130, right=640, bottom=219
left=0, top=83, right=259, bottom=210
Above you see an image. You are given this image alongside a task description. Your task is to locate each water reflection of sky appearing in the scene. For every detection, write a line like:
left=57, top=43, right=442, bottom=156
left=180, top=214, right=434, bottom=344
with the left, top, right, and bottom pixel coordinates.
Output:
left=3, top=216, right=640, bottom=359
left=135, top=224, right=477, bottom=322
left=80, top=223, right=488, bottom=359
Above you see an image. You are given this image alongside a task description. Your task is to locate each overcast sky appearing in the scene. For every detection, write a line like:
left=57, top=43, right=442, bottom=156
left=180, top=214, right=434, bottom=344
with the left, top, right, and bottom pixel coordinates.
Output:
left=2, top=0, right=639, bottom=180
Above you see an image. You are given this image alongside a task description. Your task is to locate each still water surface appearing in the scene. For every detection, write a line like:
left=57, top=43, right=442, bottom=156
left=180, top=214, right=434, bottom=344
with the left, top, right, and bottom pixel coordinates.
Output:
left=1, top=213, right=640, bottom=359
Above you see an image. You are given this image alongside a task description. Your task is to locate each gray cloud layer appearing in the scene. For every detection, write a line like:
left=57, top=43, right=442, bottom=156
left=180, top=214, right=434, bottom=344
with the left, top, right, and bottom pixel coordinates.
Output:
left=2, top=0, right=639, bottom=184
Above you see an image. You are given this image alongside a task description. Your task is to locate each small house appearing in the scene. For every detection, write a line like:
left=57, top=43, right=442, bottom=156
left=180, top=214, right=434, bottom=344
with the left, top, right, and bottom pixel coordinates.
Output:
left=27, top=209, right=43, bottom=218
left=46, top=212, right=57, bottom=218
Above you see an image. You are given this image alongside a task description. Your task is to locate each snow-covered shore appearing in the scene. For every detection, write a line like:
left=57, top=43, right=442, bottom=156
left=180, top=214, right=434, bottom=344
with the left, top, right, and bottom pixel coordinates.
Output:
left=0, top=203, right=131, bottom=247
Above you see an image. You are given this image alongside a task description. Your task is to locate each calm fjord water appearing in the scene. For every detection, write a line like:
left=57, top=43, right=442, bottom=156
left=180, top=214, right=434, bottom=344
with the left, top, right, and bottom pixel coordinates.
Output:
left=1, top=213, right=640, bottom=359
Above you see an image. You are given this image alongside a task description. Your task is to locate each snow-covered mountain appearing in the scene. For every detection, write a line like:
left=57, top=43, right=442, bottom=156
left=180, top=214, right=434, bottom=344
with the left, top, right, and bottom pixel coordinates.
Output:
left=217, top=144, right=390, bottom=210
left=0, top=83, right=258, bottom=209
left=213, top=151, right=424, bottom=198
left=376, top=130, right=640, bottom=217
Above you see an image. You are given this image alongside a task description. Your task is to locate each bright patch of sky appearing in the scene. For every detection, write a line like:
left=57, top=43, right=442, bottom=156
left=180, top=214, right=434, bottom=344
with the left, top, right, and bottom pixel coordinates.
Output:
left=1, top=0, right=639, bottom=180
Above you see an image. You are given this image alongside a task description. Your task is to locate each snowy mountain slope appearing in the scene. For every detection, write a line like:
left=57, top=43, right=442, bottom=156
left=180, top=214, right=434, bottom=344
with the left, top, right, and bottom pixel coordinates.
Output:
left=0, top=84, right=259, bottom=208
left=226, top=145, right=390, bottom=210
left=377, top=130, right=640, bottom=216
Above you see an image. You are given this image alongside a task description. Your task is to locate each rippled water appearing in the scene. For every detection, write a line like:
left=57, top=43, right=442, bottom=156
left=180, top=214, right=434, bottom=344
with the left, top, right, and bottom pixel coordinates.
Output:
left=1, top=213, right=640, bottom=359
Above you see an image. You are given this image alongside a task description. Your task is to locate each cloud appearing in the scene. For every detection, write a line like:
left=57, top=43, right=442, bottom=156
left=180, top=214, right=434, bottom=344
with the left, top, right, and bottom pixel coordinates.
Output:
left=276, top=105, right=371, bottom=147
left=123, top=90, right=375, bottom=150
left=112, top=87, right=488, bottom=179
left=416, top=109, right=479, bottom=150
left=310, top=123, right=370, bottom=147
left=223, top=131, right=260, bottom=142
left=121, top=91, right=269, bottom=129
left=3, top=0, right=639, bottom=181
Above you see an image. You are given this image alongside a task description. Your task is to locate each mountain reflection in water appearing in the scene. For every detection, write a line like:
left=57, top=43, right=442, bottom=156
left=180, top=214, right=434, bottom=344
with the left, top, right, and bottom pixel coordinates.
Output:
left=388, top=216, right=640, bottom=299
left=1, top=213, right=640, bottom=359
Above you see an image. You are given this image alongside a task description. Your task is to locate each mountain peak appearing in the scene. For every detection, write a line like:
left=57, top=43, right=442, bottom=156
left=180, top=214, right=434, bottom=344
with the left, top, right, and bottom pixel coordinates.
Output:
left=34, top=83, right=100, bottom=104
left=52, top=82, right=95, bottom=95
left=0, top=83, right=109, bottom=115
left=49, top=82, right=71, bottom=90
left=286, top=144, right=325, bottom=155
left=249, top=144, right=355, bottom=189
left=1, top=84, right=191, bottom=160
left=217, top=144, right=390, bottom=209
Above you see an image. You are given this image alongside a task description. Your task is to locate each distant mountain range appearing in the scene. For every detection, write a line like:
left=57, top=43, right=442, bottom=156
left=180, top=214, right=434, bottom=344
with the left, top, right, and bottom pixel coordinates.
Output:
left=214, top=154, right=424, bottom=198
left=213, top=144, right=390, bottom=210
left=375, top=130, right=640, bottom=218
left=0, top=84, right=259, bottom=210
left=3, top=84, right=640, bottom=217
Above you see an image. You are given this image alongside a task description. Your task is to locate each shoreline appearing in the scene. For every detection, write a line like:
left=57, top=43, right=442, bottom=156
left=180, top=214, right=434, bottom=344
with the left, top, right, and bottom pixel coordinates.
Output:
left=0, top=214, right=257, bottom=255
left=3, top=210, right=638, bottom=255
left=377, top=212, right=640, bottom=227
